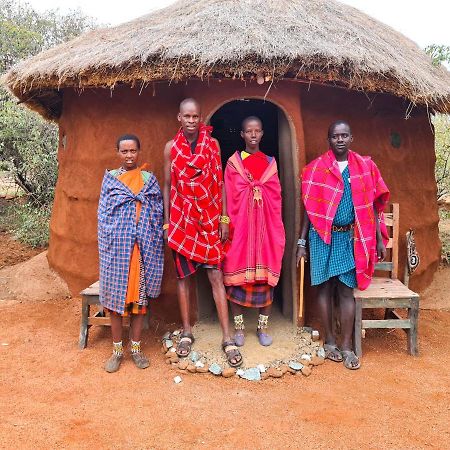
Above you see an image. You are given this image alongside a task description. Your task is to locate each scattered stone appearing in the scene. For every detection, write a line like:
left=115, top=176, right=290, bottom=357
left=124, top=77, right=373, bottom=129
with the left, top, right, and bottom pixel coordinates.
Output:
left=261, top=372, right=270, bottom=381
left=171, top=362, right=179, bottom=369
left=165, top=339, right=174, bottom=349
left=267, top=367, right=283, bottom=378
left=311, top=356, right=325, bottom=366
left=186, top=364, right=197, bottom=373
left=171, top=329, right=181, bottom=337
left=190, top=351, right=199, bottom=363
left=288, top=361, right=303, bottom=371
left=170, top=347, right=177, bottom=353
left=161, top=345, right=167, bottom=354
left=302, top=326, right=313, bottom=333
left=300, top=354, right=312, bottom=361
left=317, top=347, right=326, bottom=359
left=178, top=359, right=189, bottom=370
left=222, top=368, right=236, bottom=378
left=311, top=330, right=320, bottom=341
left=287, top=367, right=297, bottom=375
left=165, top=358, right=171, bottom=365
left=236, top=369, right=245, bottom=377
left=173, top=375, right=182, bottom=384
left=241, top=367, right=261, bottom=381
left=162, top=331, right=171, bottom=341
left=279, top=364, right=289, bottom=375
left=165, top=350, right=173, bottom=358
left=257, top=364, right=266, bottom=373
left=209, top=363, right=222, bottom=376
left=300, top=358, right=310, bottom=366
left=195, top=361, right=205, bottom=368
left=196, top=366, right=209, bottom=373
left=169, top=355, right=179, bottom=364
left=301, top=366, right=312, bottom=377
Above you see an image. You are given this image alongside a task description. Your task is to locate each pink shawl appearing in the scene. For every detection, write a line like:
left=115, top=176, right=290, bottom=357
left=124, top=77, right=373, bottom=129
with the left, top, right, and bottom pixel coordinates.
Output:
left=223, top=152, right=286, bottom=286
left=302, top=150, right=389, bottom=290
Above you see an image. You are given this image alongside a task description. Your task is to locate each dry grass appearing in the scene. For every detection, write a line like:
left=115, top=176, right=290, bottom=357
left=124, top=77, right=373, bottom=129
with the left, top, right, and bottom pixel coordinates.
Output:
left=3, top=0, right=450, bottom=120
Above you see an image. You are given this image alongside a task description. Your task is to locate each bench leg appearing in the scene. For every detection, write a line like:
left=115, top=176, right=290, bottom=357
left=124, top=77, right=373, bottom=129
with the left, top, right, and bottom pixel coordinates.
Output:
left=407, top=297, right=419, bottom=356
left=79, top=296, right=90, bottom=349
left=354, top=298, right=363, bottom=357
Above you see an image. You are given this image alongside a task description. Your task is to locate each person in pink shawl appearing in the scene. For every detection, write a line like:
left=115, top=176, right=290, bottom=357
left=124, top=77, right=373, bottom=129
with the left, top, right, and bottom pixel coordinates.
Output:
left=297, top=121, right=389, bottom=370
left=223, top=116, right=286, bottom=347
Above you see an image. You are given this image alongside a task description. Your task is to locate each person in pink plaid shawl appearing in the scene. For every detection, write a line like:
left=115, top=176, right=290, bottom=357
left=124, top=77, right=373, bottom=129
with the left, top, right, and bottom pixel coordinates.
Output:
left=296, top=121, right=389, bottom=370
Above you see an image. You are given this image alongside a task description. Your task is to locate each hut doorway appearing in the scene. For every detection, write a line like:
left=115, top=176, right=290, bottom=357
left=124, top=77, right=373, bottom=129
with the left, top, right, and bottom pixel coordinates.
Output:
left=196, top=99, right=298, bottom=323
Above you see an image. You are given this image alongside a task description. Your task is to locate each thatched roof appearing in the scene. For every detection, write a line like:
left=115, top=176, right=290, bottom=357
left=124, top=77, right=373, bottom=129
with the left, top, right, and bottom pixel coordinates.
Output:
left=3, top=0, right=450, bottom=120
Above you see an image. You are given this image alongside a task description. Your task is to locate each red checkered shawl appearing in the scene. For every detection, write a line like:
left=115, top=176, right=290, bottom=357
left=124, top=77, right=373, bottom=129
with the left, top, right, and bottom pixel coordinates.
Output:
left=301, top=150, right=389, bottom=290
left=168, top=124, right=224, bottom=264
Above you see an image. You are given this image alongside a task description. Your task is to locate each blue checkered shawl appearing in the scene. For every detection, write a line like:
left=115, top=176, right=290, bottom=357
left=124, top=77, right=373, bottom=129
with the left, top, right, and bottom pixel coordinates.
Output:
left=98, top=170, right=164, bottom=314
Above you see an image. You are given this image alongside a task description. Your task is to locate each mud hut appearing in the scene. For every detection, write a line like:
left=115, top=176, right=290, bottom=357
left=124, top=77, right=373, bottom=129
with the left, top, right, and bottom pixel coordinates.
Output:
left=4, top=0, right=450, bottom=323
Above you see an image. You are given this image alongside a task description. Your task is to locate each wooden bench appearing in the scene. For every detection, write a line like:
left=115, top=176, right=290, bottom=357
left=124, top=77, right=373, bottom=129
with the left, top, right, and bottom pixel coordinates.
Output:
left=79, top=281, right=139, bottom=349
left=353, top=204, right=420, bottom=357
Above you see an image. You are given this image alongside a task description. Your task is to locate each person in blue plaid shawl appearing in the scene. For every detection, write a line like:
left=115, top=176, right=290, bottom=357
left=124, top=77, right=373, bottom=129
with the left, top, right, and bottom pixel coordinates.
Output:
left=98, top=134, right=164, bottom=373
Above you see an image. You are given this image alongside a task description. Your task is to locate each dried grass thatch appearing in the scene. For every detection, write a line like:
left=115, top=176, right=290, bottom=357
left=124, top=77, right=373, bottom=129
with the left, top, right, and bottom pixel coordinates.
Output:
left=3, top=0, right=450, bottom=120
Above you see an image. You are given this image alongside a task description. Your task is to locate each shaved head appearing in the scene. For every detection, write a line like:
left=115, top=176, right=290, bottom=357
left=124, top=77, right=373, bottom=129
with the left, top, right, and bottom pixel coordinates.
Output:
left=328, top=120, right=352, bottom=138
left=179, top=97, right=201, bottom=113
left=241, top=115, right=263, bottom=131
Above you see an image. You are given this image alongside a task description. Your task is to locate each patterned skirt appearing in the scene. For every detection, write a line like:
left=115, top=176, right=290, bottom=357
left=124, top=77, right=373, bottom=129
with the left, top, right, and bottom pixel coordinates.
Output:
left=226, top=284, right=274, bottom=308
left=109, top=254, right=147, bottom=317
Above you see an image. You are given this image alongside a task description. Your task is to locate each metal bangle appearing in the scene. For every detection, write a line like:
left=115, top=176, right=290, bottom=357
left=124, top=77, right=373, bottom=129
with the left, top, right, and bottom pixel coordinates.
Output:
left=297, top=238, right=306, bottom=247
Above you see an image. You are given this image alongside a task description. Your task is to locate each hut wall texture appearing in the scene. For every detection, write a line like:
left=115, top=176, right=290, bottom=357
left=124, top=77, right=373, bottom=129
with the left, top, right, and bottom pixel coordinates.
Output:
left=48, top=79, right=439, bottom=324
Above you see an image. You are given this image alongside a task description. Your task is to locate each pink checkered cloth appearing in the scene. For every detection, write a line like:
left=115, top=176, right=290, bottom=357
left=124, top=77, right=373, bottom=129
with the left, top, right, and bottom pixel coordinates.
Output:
left=301, top=150, right=389, bottom=290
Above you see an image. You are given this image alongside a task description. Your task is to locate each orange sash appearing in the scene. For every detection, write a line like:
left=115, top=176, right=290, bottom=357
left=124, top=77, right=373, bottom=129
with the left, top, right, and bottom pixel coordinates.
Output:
left=117, top=167, right=144, bottom=305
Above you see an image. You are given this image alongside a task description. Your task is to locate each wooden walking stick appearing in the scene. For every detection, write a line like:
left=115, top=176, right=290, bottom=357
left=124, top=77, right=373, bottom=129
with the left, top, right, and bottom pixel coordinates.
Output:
left=298, top=256, right=305, bottom=326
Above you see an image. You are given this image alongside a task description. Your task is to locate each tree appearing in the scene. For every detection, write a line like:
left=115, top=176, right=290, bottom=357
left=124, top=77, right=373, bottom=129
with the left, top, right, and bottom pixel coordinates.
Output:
left=0, top=1, right=97, bottom=245
left=425, top=45, right=450, bottom=201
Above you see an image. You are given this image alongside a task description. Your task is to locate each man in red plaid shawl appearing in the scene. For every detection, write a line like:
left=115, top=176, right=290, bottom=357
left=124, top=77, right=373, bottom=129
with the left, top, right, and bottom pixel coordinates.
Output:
left=163, top=98, right=242, bottom=367
left=296, top=121, right=389, bottom=370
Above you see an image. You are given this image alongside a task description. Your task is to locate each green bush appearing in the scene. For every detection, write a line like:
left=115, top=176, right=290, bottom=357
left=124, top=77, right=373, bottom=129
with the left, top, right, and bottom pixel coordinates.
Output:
left=8, top=202, right=51, bottom=247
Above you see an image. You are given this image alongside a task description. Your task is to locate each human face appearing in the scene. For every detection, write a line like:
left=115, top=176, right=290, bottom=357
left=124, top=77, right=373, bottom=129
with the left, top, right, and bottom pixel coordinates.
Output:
left=178, top=102, right=201, bottom=138
left=328, top=123, right=353, bottom=161
left=241, top=119, right=263, bottom=152
left=117, top=139, right=139, bottom=171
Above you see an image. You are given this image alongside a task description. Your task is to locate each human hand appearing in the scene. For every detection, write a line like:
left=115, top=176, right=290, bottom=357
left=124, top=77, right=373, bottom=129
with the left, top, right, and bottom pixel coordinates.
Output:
left=219, top=222, right=229, bottom=243
left=296, top=245, right=308, bottom=267
left=376, top=240, right=386, bottom=261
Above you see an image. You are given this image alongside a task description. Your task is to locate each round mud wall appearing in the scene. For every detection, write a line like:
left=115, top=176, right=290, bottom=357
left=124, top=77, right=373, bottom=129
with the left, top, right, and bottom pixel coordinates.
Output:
left=49, top=79, right=439, bottom=324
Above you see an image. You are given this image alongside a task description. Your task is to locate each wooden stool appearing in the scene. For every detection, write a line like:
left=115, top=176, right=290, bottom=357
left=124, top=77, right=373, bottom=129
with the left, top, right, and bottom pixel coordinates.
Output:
left=79, top=281, right=148, bottom=349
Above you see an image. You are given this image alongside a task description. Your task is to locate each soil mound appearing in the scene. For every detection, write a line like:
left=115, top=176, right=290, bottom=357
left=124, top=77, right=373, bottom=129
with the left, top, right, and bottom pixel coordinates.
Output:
left=0, top=250, right=70, bottom=302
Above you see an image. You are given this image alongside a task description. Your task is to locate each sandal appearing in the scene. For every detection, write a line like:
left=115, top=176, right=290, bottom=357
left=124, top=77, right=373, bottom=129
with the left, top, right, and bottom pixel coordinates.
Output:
left=324, top=343, right=343, bottom=362
left=341, top=350, right=361, bottom=370
left=176, top=332, right=195, bottom=357
left=222, top=340, right=243, bottom=368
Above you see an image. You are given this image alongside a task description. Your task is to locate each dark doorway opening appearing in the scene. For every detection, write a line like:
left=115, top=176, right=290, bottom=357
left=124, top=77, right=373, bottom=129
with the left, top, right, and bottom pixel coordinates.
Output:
left=196, top=98, right=297, bottom=323
left=210, top=99, right=279, bottom=168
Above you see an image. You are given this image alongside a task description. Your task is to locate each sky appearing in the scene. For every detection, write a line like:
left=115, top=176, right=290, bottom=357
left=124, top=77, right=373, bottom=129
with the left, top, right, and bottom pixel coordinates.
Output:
left=19, top=0, right=450, bottom=48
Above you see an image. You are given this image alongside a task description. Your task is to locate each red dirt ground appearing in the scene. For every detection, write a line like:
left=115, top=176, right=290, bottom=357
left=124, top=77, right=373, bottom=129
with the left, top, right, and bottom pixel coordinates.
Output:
left=0, top=233, right=449, bottom=448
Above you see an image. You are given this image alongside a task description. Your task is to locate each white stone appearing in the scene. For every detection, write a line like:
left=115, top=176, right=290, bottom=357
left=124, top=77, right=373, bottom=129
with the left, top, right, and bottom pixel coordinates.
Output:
left=312, top=330, right=320, bottom=341
left=172, top=330, right=181, bottom=336
left=257, top=364, right=266, bottom=373
left=301, top=354, right=312, bottom=361
left=236, top=369, right=245, bottom=377
left=170, top=347, right=177, bottom=353
left=195, top=361, right=205, bottom=368
left=173, top=376, right=182, bottom=384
